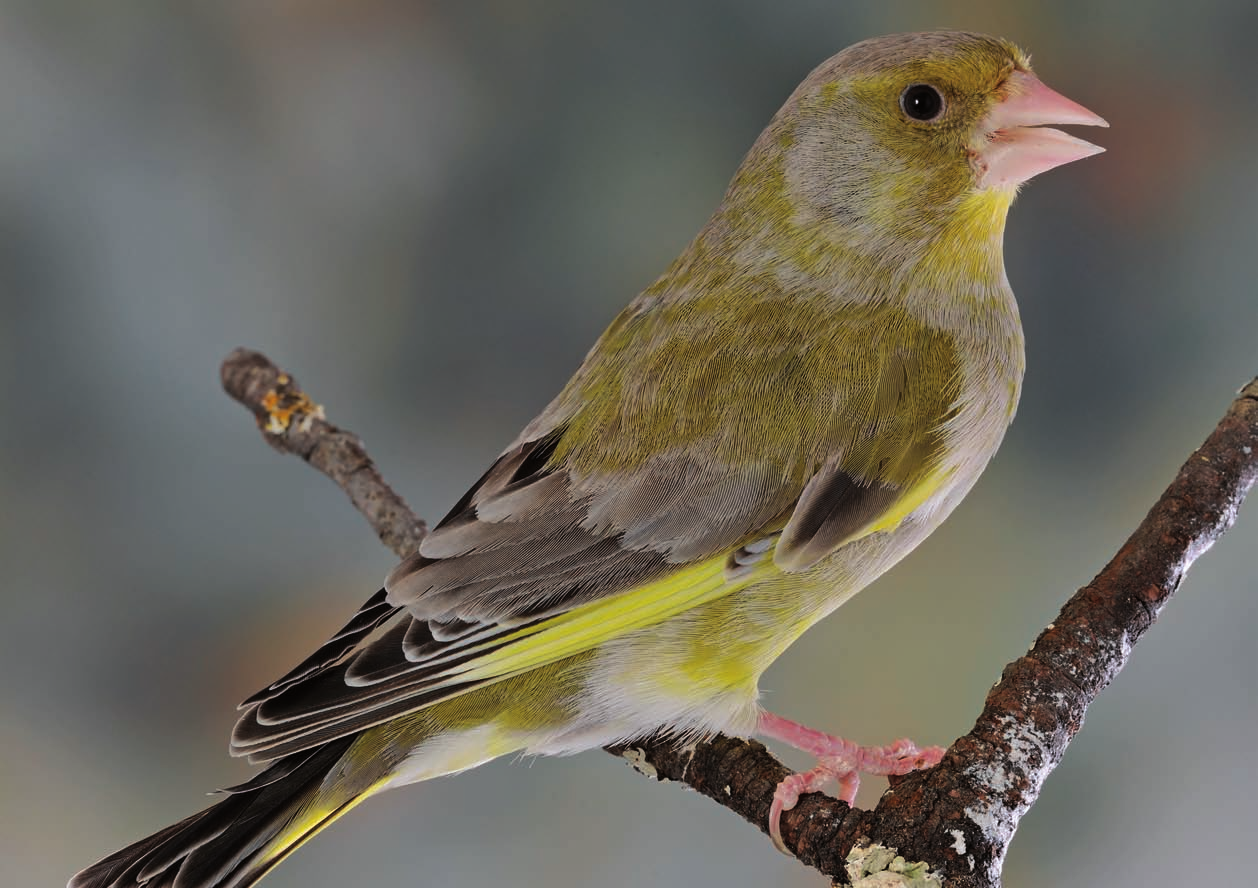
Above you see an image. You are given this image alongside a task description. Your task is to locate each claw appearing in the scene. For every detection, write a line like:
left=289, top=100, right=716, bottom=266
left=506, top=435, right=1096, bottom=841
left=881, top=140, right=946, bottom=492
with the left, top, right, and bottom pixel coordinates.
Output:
left=768, top=769, right=828, bottom=853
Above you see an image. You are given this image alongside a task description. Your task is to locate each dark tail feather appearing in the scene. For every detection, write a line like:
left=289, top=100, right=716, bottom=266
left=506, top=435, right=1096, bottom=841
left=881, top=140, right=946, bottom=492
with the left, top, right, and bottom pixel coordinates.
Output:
left=69, top=736, right=361, bottom=888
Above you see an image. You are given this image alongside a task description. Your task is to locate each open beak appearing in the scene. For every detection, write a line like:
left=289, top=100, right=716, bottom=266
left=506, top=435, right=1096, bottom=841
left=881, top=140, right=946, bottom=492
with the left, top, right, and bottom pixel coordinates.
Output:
left=973, top=70, right=1108, bottom=190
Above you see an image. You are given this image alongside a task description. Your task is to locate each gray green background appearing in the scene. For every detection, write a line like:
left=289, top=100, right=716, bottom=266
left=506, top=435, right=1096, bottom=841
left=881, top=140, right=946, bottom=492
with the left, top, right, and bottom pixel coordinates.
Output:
left=4, top=1, right=1255, bottom=886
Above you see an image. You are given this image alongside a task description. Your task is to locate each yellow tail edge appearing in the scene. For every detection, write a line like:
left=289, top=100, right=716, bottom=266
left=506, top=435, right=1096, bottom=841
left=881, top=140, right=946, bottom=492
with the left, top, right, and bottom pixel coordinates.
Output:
left=239, top=788, right=379, bottom=887
left=69, top=736, right=382, bottom=888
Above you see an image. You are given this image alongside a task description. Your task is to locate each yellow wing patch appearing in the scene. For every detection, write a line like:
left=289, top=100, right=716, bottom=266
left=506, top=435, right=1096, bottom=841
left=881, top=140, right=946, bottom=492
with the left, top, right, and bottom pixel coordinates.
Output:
left=452, top=554, right=769, bottom=683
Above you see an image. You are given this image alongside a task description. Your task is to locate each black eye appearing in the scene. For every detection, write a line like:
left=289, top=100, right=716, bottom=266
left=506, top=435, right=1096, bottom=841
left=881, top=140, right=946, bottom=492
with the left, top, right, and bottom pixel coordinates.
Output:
left=900, top=84, right=945, bottom=122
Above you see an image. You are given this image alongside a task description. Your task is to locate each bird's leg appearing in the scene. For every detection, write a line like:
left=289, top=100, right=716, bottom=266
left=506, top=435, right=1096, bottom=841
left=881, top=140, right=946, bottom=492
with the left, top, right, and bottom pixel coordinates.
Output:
left=757, top=711, right=944, bottom=852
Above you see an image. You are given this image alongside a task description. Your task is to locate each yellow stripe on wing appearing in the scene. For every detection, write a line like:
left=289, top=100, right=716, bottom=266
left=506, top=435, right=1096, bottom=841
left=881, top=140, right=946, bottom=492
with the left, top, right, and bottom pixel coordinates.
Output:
left=445, top=554, right=768, bottom=684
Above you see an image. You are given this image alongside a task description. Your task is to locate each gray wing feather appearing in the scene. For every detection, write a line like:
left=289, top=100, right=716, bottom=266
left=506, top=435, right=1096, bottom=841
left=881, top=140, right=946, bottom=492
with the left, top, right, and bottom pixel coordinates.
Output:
left=774, top=459, right=901, bottom=571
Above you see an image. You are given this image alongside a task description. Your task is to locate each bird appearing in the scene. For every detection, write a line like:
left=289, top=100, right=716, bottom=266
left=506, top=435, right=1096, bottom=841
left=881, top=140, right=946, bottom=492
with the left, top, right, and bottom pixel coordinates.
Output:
left=71, top=29, right=1106, bottom=888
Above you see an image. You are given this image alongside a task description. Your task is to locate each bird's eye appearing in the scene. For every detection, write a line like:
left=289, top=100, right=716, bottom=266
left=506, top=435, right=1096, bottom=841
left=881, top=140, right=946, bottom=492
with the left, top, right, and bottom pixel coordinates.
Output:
left=900, top=84, right=945, bottom=122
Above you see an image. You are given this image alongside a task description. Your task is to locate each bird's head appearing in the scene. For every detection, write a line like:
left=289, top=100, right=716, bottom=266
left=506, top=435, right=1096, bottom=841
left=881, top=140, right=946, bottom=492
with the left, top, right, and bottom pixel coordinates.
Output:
left=729, top=31, right=1107, bottom=269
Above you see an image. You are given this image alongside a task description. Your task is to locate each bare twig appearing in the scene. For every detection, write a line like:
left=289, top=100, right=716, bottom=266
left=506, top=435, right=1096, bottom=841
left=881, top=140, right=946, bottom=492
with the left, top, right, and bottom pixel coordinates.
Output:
left=220, top=348, right=426, bottom=559
left=221, top=348, right=1258, bottom=886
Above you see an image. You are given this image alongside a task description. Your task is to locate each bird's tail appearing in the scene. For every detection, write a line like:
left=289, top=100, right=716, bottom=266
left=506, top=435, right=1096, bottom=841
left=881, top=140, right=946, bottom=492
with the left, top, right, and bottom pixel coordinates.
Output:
left=69, top=735, right=375, bottom=888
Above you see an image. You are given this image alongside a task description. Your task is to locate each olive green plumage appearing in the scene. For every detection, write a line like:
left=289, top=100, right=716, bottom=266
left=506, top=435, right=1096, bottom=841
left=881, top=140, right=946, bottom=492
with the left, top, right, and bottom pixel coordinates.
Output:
left=71, top=30, right=1101, bottom=888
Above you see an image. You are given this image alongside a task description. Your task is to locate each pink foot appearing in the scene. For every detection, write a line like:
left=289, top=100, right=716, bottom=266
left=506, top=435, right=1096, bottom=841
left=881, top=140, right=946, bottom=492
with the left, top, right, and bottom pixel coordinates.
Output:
left=758, top=711, right=944, bottom=852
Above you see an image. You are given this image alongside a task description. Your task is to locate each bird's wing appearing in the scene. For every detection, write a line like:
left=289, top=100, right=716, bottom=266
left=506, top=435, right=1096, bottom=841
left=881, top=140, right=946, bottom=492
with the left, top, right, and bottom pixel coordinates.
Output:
left=232, top=295, right=961, bottom=762
left=230, top=430, right=786, bottom=762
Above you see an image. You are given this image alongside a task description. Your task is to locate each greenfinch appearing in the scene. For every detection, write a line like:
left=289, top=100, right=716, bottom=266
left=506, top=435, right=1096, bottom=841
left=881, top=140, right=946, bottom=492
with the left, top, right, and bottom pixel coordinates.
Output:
left=72, top=30, right=1105, bottom=888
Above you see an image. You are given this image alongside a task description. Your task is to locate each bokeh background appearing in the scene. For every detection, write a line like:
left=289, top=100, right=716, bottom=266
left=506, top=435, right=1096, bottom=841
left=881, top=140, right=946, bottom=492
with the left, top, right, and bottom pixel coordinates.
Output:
left=4, top=1, right=1255, bottom=886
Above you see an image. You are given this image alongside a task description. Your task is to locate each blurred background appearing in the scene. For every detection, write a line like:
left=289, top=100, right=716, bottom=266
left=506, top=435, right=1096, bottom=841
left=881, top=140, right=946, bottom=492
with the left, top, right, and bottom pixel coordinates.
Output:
left=3, top=1, right=1255, bottom=886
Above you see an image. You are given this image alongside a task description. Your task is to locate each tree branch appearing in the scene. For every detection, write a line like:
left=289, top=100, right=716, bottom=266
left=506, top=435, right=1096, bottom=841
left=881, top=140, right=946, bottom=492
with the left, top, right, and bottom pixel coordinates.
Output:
left=221, top=347, right=1258, bottom=886
left=220, top=349, right=427, bottom=559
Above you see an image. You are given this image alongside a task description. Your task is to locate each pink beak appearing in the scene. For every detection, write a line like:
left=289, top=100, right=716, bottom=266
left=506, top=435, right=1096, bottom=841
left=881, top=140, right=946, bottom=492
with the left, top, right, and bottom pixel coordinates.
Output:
left=973, top=70, right=1108, bottom=190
